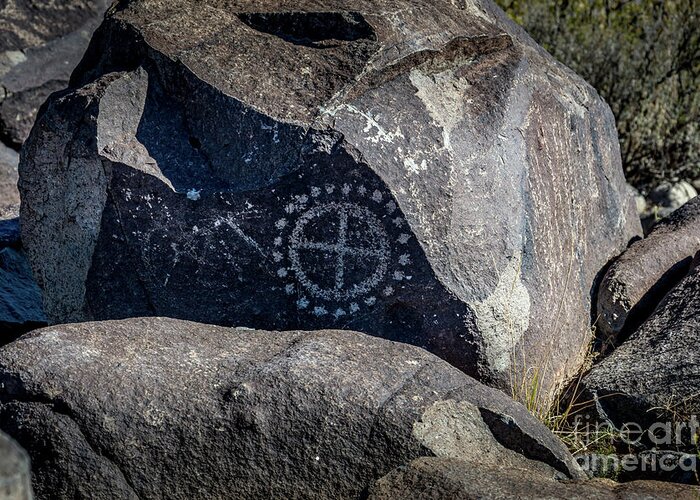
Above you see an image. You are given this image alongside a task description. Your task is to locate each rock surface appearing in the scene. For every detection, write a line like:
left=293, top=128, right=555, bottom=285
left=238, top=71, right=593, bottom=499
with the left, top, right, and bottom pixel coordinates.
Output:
left=597, top=196, right=700, bottom=347
left=0, top=143, right=19, bottom=219
left=19, top=0, right=640, bottom=394
left=0, top=0, right=111, bottom=148
left=0, top=317, right=583, bottom=499
left=368, top=457, right=700, bottom=499
left=0, top=430, right=32, bottom=500
left=583, top=263, right=700, bottom=431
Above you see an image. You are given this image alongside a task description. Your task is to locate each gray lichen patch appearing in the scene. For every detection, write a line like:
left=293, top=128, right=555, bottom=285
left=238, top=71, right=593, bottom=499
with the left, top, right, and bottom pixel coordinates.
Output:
left=469, top=252, right=530, bottom=374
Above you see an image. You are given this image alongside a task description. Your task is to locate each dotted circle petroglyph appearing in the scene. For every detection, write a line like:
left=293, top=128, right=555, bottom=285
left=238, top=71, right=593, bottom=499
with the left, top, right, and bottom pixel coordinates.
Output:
left=275, top=183, right=415, bottom=318
left=288, top=202, right=390, bottom=302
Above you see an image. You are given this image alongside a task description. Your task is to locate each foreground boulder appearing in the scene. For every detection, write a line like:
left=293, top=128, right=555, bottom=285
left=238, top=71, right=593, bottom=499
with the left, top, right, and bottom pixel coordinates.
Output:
left=583, top=263, right=700, bottom=431
left=0, top=0, right=111, bottom=148
left=0, top=317, right=583, bottom=498
left=597, top=196, right=700, bottom=347
left=0, top=431, right=32, bottom=500
left=368, top=457, right=700, bottom=499
left=19, top=0, right=640, bottom=394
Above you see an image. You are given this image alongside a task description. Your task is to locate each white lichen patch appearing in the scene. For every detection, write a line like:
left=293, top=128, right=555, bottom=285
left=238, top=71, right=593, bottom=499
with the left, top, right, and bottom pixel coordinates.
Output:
left=469, top=253, right=531, bottom=373
left=403, top=157, right=428, bottom=174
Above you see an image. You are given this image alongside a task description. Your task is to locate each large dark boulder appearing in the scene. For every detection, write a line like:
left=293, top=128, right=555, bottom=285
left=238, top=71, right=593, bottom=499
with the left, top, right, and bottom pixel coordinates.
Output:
left=597, top=196, right=700, bottom=347
left=19, top=0, right=640, bottom=395
left=0, top=430, right=32, bottom=500
left=0, top=0, right=111, bottom=148
left=583, top=263, right=700, bottom=431
left=368, top=457, right=700, bottom=499
left=0, top=317, right=583, bottom=499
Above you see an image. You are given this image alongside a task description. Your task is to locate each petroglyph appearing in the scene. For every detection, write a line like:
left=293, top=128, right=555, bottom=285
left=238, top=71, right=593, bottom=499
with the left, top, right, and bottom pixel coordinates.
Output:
left=288, top=202, right=390, bottom=301
left=140, top=207, right=266, bottom=286
left=275, top=183, right=414, bottom=317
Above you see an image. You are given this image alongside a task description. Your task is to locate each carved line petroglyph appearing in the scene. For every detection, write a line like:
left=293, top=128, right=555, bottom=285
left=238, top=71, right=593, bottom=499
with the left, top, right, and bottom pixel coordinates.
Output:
left=140, top=207, right=266, bottom=287
left=215, top=214, right=265, bottom=256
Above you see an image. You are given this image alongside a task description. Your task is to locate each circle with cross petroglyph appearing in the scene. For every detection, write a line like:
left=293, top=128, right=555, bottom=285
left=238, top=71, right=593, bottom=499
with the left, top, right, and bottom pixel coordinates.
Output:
left=288, top=202, right=390, bottom=302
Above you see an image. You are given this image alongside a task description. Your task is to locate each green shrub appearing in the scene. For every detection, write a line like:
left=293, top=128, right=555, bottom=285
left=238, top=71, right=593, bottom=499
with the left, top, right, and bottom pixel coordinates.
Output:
left=496, top=0, right=700, bottom=191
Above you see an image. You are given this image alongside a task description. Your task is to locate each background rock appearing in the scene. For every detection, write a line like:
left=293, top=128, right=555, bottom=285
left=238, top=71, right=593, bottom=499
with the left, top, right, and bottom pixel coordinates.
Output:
left=0, top=245, right=47, bottom=344
left=19, top=0, right=640, bottom=397
left=0, top=430, right=32, bottom=500
left=583, top=263, right=700, bottom=432
left=596, top=196, right=700, bottom=347
left=0, top=0, right=111, bottom=148
left=0, top=134, right=46, bottom=342
left=0, top=218, right=20, bottom=248
left=649, top=181, right=698, bottom=216
left=0, top=142, right=19, bottom=219
left=368, top=457, right=700, bottom=499
left=0, top=142, right=46, bottom=342
left=0, top=317, right=582, bottom=499
left=641, top=182, right=698, bottom=232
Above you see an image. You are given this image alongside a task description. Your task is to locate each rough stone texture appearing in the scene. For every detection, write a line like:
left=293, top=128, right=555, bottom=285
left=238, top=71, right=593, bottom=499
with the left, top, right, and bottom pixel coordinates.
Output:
left=19, top=0, right=640, bottom=394
left=0, top=142, right=19, bottom=219
left=0, top=317, right=583, bottom=499
left=0, top=0, right=111, bottom=148
left=368, top=457, right=700, bottom=499
left=583, top=264, right=700, bottom=431
left=597, top=196, right=700, bottom=347
left=0, top=430, right=32, bottom=500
